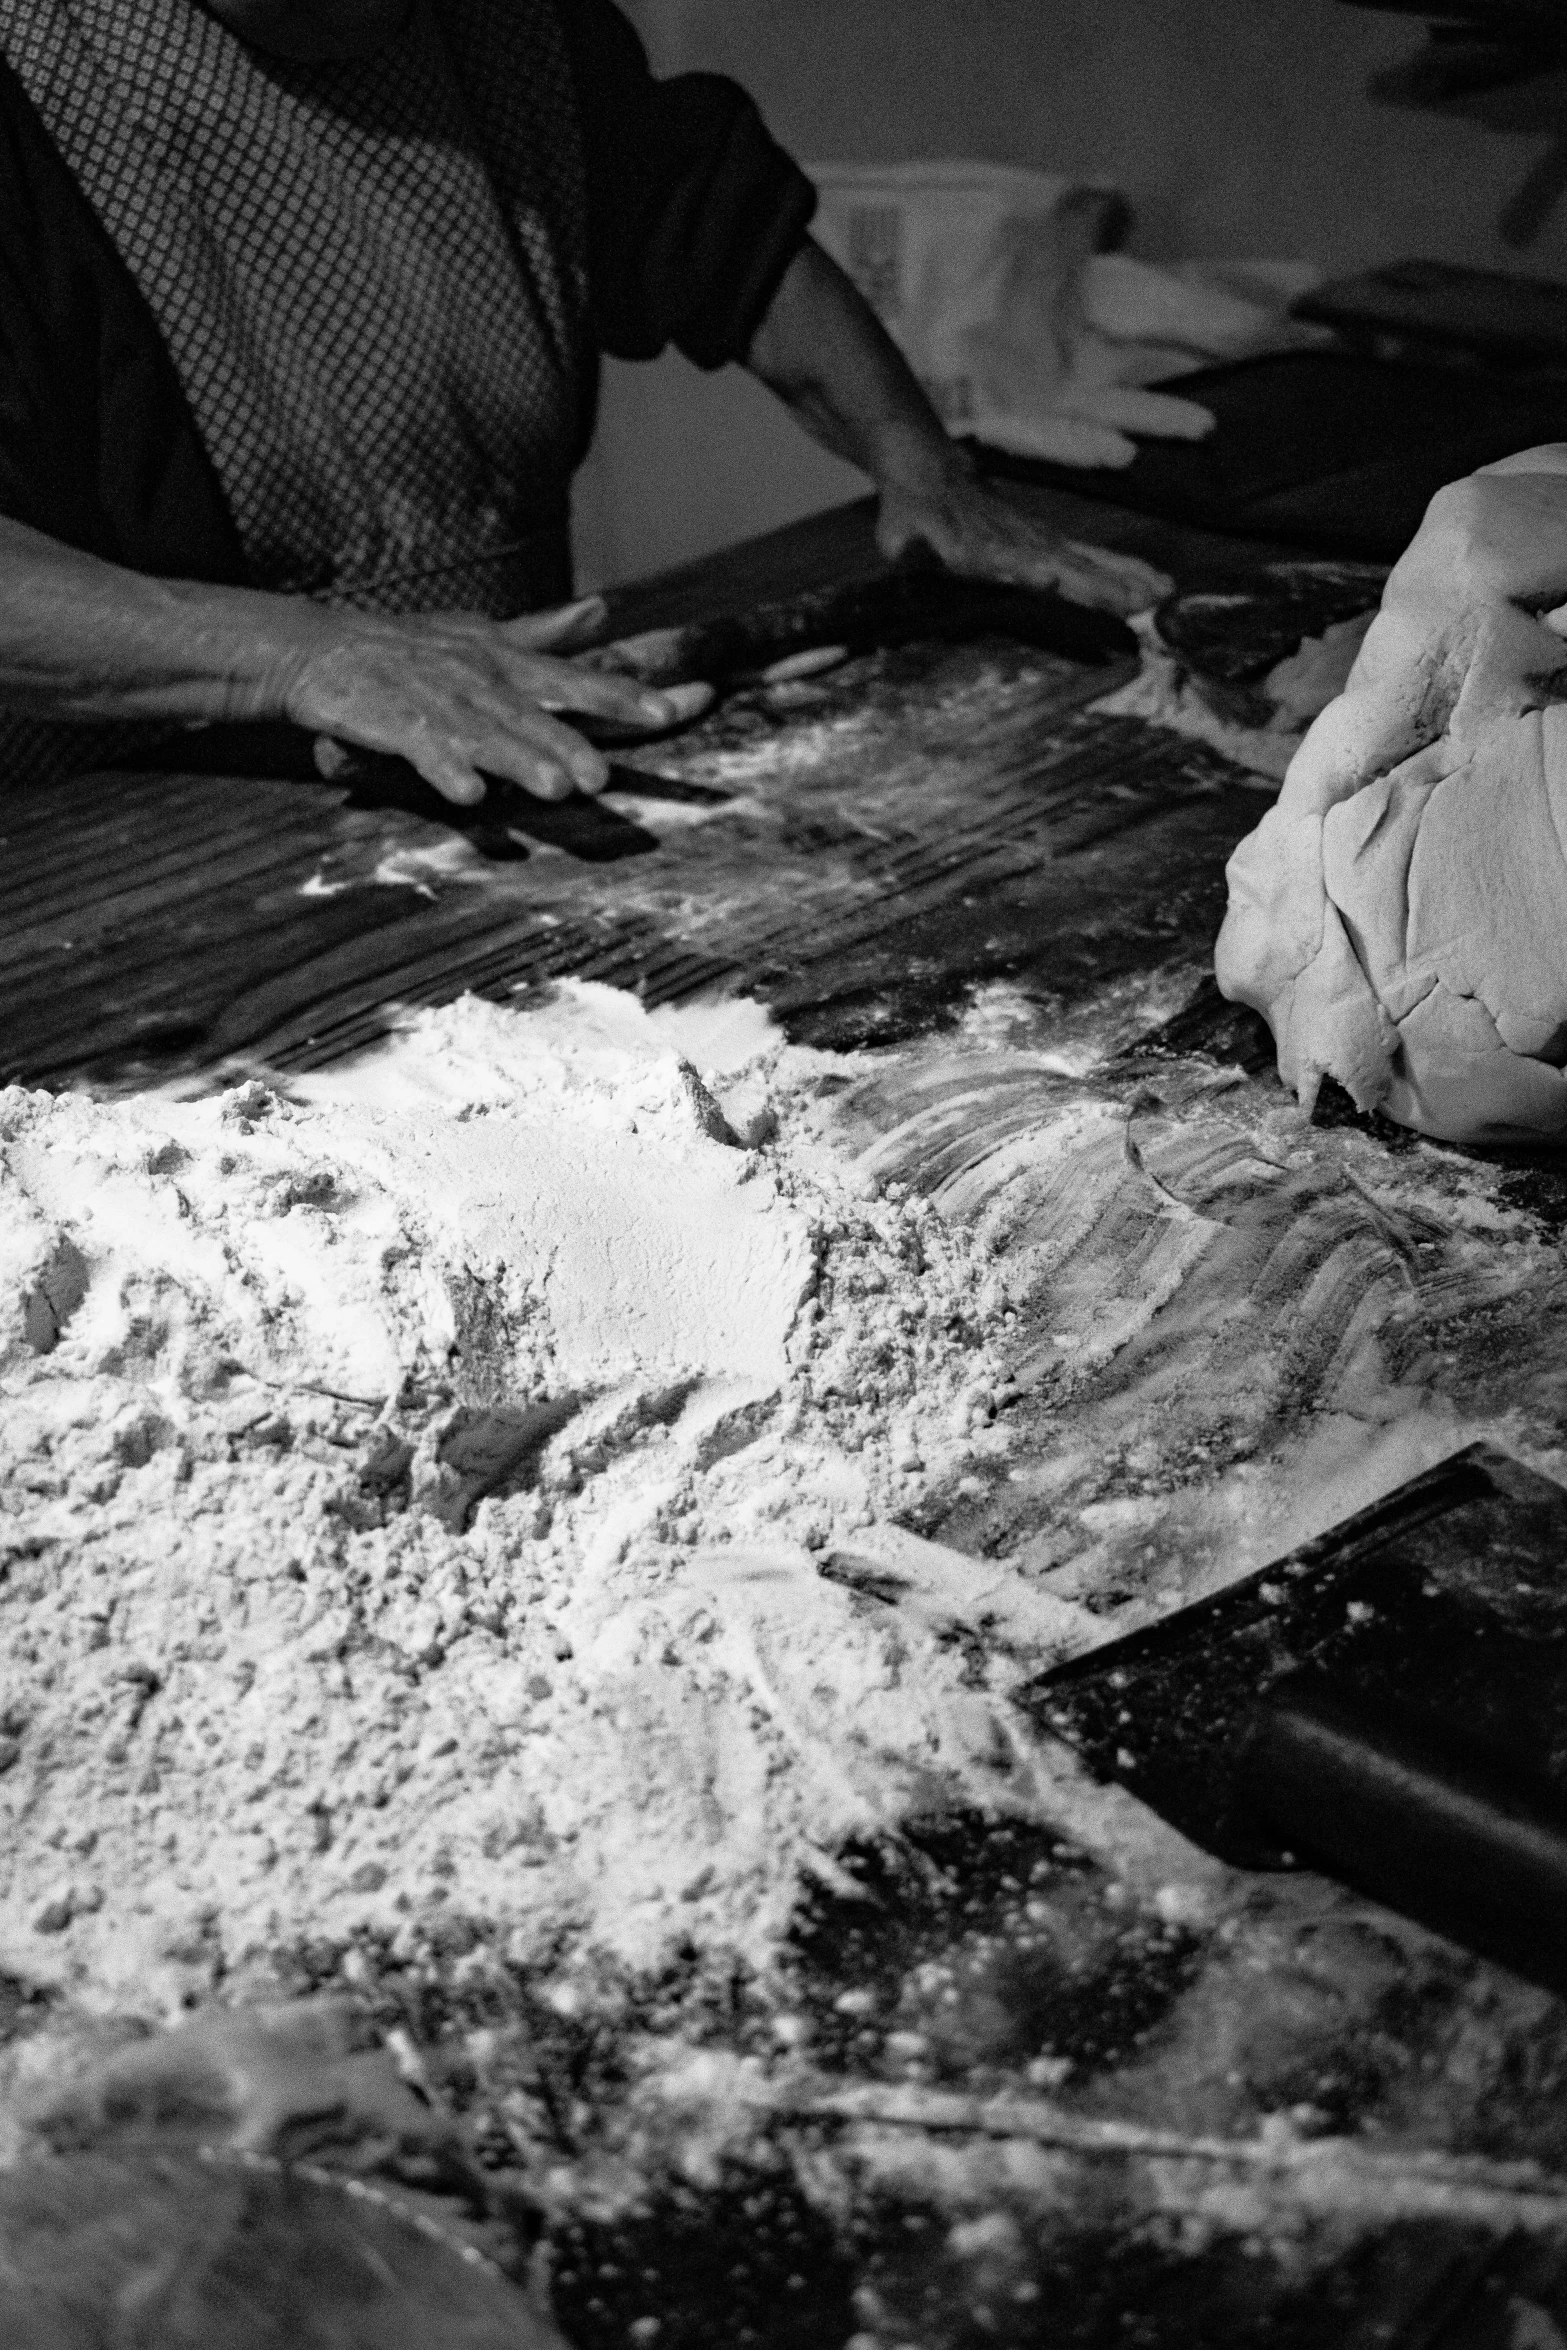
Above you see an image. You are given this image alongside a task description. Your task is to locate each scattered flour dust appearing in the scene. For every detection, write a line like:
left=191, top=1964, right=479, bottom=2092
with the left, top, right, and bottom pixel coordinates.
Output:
left=0, top=984, right=1074, bottom=2017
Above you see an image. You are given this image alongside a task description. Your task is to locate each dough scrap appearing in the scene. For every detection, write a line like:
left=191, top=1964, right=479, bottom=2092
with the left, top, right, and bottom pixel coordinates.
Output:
left=1215, top=447, right=1567, bottom=1147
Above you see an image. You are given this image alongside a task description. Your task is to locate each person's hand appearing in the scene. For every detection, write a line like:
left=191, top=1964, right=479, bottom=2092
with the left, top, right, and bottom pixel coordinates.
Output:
left=876, top=457, right=1173, bottom=617
left=279, top=594, right=712, bottom=806
left=745, top=239, right=1171, bottom=620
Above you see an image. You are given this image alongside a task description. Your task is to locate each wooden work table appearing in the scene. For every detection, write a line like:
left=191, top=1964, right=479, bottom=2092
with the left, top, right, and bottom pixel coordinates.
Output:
left=2, top=480, right=1297, bottom=1090
left=11, top=474, right=1567, bottom=2341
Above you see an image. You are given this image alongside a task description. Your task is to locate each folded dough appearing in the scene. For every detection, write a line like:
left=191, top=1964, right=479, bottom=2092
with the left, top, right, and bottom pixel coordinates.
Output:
left=1215, top=447, right=1567, bottom=1147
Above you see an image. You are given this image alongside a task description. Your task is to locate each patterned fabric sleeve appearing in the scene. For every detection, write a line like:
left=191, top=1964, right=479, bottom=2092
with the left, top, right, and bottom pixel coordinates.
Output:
left=558, top=0, right=817, bottom=370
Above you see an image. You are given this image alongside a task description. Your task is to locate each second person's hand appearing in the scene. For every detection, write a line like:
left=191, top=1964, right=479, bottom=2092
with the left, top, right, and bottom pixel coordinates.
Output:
left=877, top=456, right=1172, bottom=617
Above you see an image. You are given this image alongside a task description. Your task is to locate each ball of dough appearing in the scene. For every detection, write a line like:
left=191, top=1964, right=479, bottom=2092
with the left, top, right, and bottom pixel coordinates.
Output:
left=1215, top=447, right=1567, bottom=1148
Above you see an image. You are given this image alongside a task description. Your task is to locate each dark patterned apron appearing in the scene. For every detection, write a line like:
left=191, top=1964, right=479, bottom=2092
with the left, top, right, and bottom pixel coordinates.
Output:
left=0, top=0, right=595, bottom=618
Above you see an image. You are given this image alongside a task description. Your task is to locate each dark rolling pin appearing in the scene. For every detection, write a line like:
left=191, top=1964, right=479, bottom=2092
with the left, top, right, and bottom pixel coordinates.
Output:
left=1236, top=1672, right=1567, bottom=1989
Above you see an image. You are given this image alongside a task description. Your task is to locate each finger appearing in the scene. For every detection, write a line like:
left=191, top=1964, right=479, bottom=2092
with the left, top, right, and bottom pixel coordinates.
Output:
left=525, top=657, right=692, bottom=731
left=471, top=705, right=609, bottom=799
left=449, top=731, right=573, bottom=800
left=584, top=625, right=691, bottom=685
left=504, top=752, right=576, bottom=801
left=657, top=678, right=715, bottom=725
left=312, top=735, right=359, bottom=782
left=1046, top=561, right=1159, bottom=617
left=961, top=533, right=1117, bottom=606
left=578, top=678, right=716, bottom=740
left=503, top=594, right=609, bottom=654
left=1057, top=571, right=1161, bottom=618
left=405, top=739, right=488, bottom=807
left=1057, top=540, right=1174, bottom=612
left=596, top=676, right=714, bottom=728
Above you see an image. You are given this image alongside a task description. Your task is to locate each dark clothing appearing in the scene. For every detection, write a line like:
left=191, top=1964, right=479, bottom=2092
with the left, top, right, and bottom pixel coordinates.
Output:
left=570, top=2, right=816, bottom=374
left=0, top=0, right=815, bottom=591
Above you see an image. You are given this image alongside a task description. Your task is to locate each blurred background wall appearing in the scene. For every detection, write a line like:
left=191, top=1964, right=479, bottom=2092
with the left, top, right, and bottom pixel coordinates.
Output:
left=572, top=0, right=1567, bottom=590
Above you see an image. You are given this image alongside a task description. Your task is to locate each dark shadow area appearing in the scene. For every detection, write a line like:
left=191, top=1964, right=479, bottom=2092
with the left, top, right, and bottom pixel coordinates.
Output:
left=977, top=352, right=1567, bottom=560
left=1118, top=974, right=1279, bottom=1074
left=600, top=762, right=734, bottom=808
left=112, top=718, right=664, bottom=863
left=1154, top=562, right=1385, bottom=690
left=786, top=1812, right=1201, bottom=2086
left=1307, top=1076, right=1567, bottom=1190
left=601, top=562, right=1137, bottom=691
left=497, top=790, right=660, bottom=862
left=853, top=2204, right=1556, bottom=2350
left=335, top=751, right=662, bottom=864
left=550, top=2171, right=857, bottom=2350
left=1496, top=1160, right=1567, bottom=1235
left=545, top=2131, right=1567, bottom=2350
left=1307, top=1072, right=1424, bottom=1151
left=114, top=715, right=325, bottom=780
left=110, top=1014, right=211, bottom=1062
left=1358, top=22, right=1567, bottom=249
left=1027, top=1443, right=1567, bottom=1992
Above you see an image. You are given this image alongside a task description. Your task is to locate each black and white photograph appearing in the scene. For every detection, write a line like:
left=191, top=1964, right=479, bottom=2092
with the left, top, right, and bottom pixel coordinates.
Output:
left=4, top=4, right=1567, bottom=2344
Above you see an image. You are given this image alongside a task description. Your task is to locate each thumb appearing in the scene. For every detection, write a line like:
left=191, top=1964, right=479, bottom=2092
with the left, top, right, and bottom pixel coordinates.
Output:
left=504, top=594, right=609, bottom=655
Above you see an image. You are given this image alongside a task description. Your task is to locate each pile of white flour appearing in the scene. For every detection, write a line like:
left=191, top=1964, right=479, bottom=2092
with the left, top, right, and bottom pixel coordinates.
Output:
left=0, top=985, right=1072, bottom=2016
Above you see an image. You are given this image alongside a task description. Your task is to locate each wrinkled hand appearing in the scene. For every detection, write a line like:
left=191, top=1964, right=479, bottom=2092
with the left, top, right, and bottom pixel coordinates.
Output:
left=281, top=594, right=712, bottom=806
left=876, top=460, right=1172, bottom=617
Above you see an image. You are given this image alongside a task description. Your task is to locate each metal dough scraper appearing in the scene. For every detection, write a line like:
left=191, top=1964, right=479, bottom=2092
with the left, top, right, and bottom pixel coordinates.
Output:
left=1026, top=1444, right=1567, bottom=1989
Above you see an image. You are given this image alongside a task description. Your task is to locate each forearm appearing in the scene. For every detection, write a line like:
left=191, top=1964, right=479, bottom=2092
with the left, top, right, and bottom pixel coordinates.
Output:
left=745, top=236, right=966, bottom=498
left=0, top=515, right=324, bottom=725
left=742, top=235, right=1171, bottom=618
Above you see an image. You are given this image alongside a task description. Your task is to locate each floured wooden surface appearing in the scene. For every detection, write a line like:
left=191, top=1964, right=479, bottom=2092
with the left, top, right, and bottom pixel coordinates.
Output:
left=7, top=498, right=1567, bottom=2342
left=0, top=634, right=1250, bottom=1083
left=0, top=481, right=1275, bottom=1092
left=829, top=976, right=1567, bottom=1623
left=9, top=954, right=1567, bottom=2342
